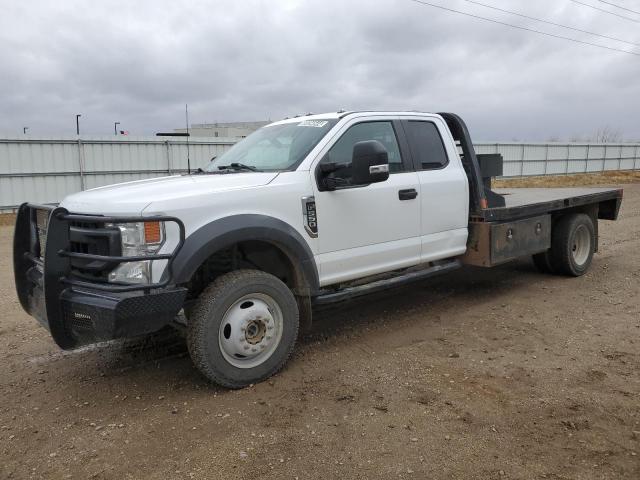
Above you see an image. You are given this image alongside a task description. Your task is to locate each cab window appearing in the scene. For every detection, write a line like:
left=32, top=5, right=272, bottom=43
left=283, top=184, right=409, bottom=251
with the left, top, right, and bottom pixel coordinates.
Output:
left=322, top=121, right=404, bottom=175
left=403, top=121, right=449, bottom=170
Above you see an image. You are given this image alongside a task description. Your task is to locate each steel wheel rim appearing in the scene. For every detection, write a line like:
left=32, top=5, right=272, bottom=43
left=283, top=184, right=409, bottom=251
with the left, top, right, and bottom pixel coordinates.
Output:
left=571, top=224, right=591, bottom=266
left=218, top=293, right=283, bottom=369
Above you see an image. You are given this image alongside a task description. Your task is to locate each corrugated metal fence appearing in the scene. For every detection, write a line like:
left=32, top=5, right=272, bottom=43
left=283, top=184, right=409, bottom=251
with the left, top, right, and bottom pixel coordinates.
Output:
left=0, top=136, right=235, bottom=211
left=474, top=142, right=640, bottom=177
left=1, top=136, right=639, bottom=211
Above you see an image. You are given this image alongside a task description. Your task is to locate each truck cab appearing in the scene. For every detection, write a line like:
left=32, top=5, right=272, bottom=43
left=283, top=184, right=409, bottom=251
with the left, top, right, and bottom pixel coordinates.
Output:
left=305, top=112, right=469, bottom=285
left=14, top=111, right=623, bottom=388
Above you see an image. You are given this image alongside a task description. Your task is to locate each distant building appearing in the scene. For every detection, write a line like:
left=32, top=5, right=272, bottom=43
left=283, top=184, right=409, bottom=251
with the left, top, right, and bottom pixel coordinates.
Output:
left=174, top=121, right=269, bottom=139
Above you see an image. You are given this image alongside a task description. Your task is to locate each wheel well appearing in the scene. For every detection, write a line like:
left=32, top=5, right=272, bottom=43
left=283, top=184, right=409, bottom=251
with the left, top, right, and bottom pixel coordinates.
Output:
left=184, top=240, right=312, bottom=328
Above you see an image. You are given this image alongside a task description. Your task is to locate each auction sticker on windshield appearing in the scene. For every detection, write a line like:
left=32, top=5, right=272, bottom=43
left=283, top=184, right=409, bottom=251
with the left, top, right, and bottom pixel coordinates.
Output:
left=298, top=120, right=329, bottom=127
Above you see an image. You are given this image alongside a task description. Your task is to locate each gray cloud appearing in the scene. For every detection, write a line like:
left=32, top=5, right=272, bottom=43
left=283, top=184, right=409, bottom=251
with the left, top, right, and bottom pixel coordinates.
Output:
left=1, top=0, right=639, bottom=140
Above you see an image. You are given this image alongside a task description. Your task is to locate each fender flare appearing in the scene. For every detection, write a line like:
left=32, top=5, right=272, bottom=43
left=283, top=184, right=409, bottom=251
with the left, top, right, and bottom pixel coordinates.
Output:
left=171, top=214, right=319, bottom=295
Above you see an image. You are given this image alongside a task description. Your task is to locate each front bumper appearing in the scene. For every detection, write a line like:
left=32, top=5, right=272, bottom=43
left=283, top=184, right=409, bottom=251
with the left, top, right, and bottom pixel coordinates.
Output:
left=14, top=204, right=187, bottom=349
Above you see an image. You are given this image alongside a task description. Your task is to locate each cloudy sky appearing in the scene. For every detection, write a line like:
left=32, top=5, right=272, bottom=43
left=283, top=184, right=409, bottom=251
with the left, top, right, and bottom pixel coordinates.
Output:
left=1, top=0, right=639, bottom=140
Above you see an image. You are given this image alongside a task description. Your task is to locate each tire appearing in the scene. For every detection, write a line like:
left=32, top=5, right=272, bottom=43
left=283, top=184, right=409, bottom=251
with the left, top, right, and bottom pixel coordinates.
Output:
left=549, top=213, right=595, bottom=276
left=532, top=250, right=555, bottom=274
left=187, top=269, right=299, bottom=388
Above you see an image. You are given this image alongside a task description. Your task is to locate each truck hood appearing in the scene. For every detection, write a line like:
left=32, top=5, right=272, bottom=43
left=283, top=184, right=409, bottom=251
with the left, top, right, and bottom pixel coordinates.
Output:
left=60, top=172, right=279, bottom=215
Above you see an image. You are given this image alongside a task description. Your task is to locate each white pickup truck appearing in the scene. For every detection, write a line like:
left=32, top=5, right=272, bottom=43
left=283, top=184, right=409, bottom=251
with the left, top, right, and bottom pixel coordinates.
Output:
left=14, top=111, right=623, bottom=388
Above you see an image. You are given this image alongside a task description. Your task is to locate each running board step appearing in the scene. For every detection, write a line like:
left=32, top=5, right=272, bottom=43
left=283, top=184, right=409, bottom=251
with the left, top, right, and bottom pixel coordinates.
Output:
left=314, top=260, right=461, bottom=305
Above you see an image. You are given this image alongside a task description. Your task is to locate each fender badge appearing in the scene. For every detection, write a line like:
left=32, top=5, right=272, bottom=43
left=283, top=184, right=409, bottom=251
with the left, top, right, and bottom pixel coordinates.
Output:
left=301, top=196, right=318, bottom=238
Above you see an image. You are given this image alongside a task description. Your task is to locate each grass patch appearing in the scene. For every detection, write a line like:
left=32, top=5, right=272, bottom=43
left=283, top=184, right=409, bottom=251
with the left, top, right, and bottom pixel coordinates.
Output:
left=0, top=213, right=16, bottom=227
left=494, top=170, right=640, bottom=188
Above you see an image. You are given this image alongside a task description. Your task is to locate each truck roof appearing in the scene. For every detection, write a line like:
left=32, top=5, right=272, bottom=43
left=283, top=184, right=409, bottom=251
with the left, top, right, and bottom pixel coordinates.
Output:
left=269, top=111, right=438, bottom=126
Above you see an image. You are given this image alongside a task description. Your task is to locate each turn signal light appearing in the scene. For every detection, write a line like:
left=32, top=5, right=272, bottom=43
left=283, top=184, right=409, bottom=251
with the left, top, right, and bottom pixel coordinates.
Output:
left=144, top=221, right=162, bottom=244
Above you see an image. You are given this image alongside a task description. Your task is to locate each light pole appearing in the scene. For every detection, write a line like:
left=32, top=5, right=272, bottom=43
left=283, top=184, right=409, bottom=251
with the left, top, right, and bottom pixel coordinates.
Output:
left=76, top=114, right=81, bottom=135
left=23, top=127, right=29, bottom=134
left=114, top=122, right=120, bottom=136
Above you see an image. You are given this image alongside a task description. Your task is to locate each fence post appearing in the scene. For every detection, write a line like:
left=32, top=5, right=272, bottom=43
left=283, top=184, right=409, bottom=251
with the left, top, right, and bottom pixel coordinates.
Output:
left=584, top=144, right=590, bottom=173
left=77, top=138, right=85, bottom=190
left=565, top=144, right=570, bottom=175
left=602, top=144, right=607, bottom=172
left=165, top=140, right=172, bottom=175
left=543, top=144, right=549, bottom=176
left=520, top=144, right=525, bottom=177
left=634, top=144, right=639, bottom=171
left=617, top=144, right=623, bottom=171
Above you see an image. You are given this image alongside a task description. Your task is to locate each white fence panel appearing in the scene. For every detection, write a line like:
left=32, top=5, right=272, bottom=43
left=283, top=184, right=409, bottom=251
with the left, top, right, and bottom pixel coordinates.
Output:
left=567, top=145, right=588, bottom=174
left=587, top=145, right=605, bottom=172
left=620, top=145, right=637, bottom=170
left=0, top=136, right=235, bottom=211
left=603, top=145, right=619, bottom=171
left=496, top=144, right=525, bottom=177
left=545, top=145, right=565, bottom=175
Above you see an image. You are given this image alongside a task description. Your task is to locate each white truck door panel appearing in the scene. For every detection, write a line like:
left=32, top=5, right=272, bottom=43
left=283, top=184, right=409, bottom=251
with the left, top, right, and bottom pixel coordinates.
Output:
left=314, top=172, right=421, bottom=285
left=401, top=119, right=469, bottom=262
left=311, top=119, right=421, bottom=286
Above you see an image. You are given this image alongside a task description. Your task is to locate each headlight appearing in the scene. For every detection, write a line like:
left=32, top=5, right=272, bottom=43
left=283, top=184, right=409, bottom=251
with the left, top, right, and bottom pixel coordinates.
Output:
left=106, top=221, right=165, bottom=284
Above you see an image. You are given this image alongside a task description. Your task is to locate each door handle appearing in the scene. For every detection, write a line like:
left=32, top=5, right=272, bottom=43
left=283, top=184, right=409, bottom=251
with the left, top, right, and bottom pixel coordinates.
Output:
left=398, top=188, right=418, bottom=201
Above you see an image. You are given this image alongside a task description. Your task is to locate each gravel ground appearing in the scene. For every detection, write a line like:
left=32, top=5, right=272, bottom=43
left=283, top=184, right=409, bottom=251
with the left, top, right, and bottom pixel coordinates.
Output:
left=1, top=185, right=639, bottom=480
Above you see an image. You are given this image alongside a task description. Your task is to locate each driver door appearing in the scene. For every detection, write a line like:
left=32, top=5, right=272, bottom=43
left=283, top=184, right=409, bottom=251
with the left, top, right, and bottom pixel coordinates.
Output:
left=311, top=118, right=421, bottom=287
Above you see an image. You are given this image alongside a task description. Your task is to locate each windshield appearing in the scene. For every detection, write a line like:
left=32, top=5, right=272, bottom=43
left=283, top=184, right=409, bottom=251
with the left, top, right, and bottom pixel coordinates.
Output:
left=206, top=119, right=337, bottom=172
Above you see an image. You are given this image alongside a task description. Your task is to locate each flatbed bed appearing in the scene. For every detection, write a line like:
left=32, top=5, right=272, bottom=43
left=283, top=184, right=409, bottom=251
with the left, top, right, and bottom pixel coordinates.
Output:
left=476, top=187, right=623, bottom=222
left=462, top=185, right=623, bottom=268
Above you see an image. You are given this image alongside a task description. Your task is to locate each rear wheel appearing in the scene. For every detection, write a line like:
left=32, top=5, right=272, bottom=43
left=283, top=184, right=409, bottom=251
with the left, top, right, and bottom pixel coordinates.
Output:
left=187, top=269, right=299, bottom=388
left=549, top=213, right=595, bottom=276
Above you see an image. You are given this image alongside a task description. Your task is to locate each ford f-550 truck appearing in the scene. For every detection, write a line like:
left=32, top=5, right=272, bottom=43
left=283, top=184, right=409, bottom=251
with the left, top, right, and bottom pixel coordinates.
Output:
left=14, top=111, right=623, bottom=388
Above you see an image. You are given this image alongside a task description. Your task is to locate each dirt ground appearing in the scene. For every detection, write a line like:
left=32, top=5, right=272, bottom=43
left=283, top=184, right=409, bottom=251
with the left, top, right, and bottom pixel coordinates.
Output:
left=1, top=185, right=639, bottom=480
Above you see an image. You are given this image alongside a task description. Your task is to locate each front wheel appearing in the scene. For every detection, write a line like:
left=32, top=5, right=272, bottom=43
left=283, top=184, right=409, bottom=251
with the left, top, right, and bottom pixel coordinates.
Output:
left=187, top=269, right=299, bottom=388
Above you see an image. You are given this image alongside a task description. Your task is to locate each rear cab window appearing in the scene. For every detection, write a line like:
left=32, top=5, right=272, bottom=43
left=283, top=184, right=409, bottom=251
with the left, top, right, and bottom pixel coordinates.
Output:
left=403, top=121, right=449, bottom=170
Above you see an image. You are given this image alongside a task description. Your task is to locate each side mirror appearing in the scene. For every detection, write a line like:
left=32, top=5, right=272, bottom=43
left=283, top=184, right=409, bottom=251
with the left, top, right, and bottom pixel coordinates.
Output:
left=351, top=140, right=390, bottom=185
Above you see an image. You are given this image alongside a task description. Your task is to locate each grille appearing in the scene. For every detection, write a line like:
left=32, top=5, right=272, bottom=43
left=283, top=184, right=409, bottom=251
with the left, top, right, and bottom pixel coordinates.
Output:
left=69, top=220, right=103, bottom=255
left=67, top=221, right=122, bottom=280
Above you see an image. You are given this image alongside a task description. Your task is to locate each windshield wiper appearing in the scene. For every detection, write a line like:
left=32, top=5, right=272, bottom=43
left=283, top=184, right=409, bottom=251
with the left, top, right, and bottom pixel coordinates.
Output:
left=217, top=162, right=261, bottom=172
